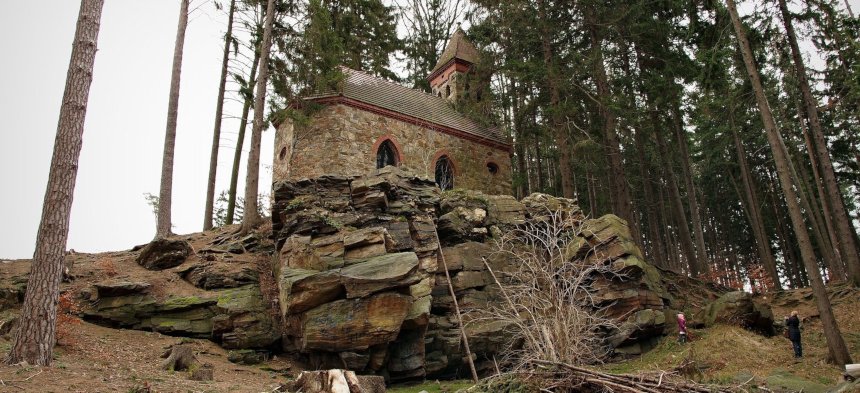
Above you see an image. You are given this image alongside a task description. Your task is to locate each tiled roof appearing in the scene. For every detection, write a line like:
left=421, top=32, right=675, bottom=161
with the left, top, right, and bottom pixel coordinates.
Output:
left=430, top=28, right=480, bottom=77
left=305, top=67, right=508, bottom=147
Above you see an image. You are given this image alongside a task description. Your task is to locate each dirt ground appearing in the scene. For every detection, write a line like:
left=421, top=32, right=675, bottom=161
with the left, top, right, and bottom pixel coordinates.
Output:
left=0, top=224, right=297, bottom=393
left=0, top=321, right=296, bottom=392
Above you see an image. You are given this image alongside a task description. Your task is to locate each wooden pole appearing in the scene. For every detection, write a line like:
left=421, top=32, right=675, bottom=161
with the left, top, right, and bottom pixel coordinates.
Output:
left=433, top=225, right=479, bottom=382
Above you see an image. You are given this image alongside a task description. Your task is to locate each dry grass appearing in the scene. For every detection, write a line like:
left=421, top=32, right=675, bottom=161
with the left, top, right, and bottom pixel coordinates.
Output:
left=603, top=323, right=846, bottom=386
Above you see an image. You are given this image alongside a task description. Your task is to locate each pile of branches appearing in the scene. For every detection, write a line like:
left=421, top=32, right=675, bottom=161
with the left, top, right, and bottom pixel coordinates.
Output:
left=527, top=360, right=737, bottom=393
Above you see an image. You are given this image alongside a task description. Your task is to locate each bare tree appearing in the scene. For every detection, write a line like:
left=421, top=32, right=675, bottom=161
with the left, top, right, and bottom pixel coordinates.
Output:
left=478, top=207, right=619, bottom=370
left=157, top=0, right=190, bottom=238
left=240, top=0, right=276, bottom=234
left=726, top=0, right=852, bottom=365
left=5, top=0, right=104, bottom=366
left=203, top=0, right=237, bottom=231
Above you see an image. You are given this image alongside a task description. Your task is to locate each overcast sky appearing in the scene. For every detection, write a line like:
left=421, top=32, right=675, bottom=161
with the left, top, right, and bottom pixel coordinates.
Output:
left=1, top=1, right=273, bottom=259
left=0, top=1, right=857, bottom=259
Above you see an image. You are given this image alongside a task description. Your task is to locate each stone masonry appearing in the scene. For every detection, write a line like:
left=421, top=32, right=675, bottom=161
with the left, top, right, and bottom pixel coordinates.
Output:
left=274, top=104, right=512, bottom=196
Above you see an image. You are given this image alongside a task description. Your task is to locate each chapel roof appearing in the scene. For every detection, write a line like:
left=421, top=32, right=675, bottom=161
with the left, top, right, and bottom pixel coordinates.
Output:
left=428, top=27, right=480, bottom=78
left=304, top=67, right=508, bottom=148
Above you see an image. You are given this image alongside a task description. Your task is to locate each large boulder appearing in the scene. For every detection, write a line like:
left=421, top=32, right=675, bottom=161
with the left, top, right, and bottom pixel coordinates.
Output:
left=694, top=291, right=775, bottom=335
left=83, top=283, right=278, bottom=348
left=136, top=238, right=193, bottom=270
left=176, top=260, right=259, bottom=289
left=301, top=293, right=412, bottom=352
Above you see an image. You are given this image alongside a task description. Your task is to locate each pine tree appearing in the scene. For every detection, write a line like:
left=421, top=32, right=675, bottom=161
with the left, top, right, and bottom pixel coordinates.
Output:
left=203, top=0, right=237, bottom=231
left=6, top=0, right=105, bottom=366
left=156, top=0, right=190, bottom=238
left=240, top=0, right=277, bottom=234
left=726, top=0, right=852, bottom=365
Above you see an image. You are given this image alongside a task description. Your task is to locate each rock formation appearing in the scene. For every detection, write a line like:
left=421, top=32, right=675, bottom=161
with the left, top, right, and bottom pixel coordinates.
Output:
left=271, top=167, right=679, bottom=379
left=0, top=167, right=767, bottom=386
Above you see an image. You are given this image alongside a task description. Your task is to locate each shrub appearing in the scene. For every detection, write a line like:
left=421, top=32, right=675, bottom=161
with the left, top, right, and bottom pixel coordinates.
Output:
left=478, top=207, right=620, bottom=371
left=56, top=291, right=82, bottom=347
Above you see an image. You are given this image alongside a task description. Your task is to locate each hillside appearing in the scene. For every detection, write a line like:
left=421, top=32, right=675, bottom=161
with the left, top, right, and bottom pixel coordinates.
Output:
left=1, top=222, right=859, bottom=392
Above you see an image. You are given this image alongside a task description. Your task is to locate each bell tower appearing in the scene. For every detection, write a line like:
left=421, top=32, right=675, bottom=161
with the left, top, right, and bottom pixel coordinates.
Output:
left=427, top=27, right=479, bottom=102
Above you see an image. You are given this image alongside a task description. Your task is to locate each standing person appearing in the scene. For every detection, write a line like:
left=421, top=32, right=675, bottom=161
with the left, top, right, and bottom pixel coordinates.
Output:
left=677, top=313, right=687, bottom=344
left=786, top=310, right=802, bottom=358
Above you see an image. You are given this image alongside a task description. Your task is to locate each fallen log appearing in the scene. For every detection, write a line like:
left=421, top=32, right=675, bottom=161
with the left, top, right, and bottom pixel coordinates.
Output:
left=283, top=370, right=386, bottom=393
left=531, top=360, right=736, bottom=393
left=846, top=363, right=860, bottom=380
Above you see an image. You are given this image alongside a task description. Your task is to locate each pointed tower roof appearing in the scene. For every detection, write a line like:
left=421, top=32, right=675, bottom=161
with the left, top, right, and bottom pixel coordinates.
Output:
left=428, top=27, right=480, bottom=80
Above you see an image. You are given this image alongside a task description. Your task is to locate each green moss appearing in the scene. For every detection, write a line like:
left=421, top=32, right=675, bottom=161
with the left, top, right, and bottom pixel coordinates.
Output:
left=442, top=189, right=490, bottom=208
left=388, top=380, right=475, bottom=393
left=286, top=195, right=313, bottom=211
left=160, top=295, right=215, bottom=311
left=216, top=285, right=262, bottom=311
left=316, top=213, right=343, bottom=230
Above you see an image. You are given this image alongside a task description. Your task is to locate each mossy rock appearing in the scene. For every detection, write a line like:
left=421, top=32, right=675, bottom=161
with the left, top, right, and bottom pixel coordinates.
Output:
left=766, top=369, right=828, bottom=393
left=440, top=189, right=490, bottom=213
left=614, top=255, right=672, bottom=303
left=694, top=291, right=774, bottom=335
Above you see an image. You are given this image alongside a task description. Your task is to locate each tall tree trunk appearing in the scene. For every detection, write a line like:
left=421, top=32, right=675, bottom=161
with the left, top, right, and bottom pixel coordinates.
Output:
left=585, top=6, right=638, bottom=241
left=768, top=170, right=808, bottom=289
left=5, top=0, right=104, bottom=366
left=730, top=116, right=781, bottom=288
left=782, top=129, right=841, bottom=279
left=794, top=94, right=846, bottom=280
left=534, top=136, right=545, bottom=192
left=586, top=169, right=598, bottom=217
left=652, top=110, right=700, bottom=275
left=203, top=0, right=237, bottom=230
left=778, top=0, right=860, bottom=286
left=157, top=0, right=189, bottom=238
left=537, top=0, right=574, bottom=198
left=226, top=36, right=262, bottom=225
left=635, top=125, right=665, bottom=267
left=727, top=0, right=852, bottom=365
left=240, top=0, right=276, bottom=234
left=510, top=78, right=528, bottom=199
left=670, top=104, right=709, bottom=274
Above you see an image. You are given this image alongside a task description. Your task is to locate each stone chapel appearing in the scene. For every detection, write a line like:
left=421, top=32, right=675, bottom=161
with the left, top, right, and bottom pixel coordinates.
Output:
left=273, top=28, right=512, bottom=195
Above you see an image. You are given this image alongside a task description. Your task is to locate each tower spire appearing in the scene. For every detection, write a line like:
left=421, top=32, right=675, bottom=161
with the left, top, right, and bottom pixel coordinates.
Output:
left=428, top=28, right=479, bottom=101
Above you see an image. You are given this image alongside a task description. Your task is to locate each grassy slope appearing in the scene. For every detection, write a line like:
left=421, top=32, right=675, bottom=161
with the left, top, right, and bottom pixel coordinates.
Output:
left=603, top=285, right=860, bottom=390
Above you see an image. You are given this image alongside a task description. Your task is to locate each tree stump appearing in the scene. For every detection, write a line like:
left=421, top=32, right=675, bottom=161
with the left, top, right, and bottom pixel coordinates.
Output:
left=160, top=344, right=196, bottom=371
left=286, top=370, right=386, bottom=393
left=190, top=363, right=214, bottom=381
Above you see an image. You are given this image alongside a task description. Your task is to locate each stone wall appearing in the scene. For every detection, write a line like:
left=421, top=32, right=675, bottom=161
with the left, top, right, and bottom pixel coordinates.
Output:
left=274, top=104, right=512, bottom=195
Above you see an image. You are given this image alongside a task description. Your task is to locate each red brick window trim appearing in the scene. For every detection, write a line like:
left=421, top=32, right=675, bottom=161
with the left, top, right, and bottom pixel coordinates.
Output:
left=431, top=150, right=457, bottom=190
left=372, top=135, right=403, bottom=168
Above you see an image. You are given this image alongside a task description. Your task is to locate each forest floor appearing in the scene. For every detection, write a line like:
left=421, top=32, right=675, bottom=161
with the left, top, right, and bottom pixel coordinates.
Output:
left=0, top=226, right=859, bottom=392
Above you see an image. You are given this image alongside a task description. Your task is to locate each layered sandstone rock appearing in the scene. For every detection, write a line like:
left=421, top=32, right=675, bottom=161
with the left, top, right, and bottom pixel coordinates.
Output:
left=274, top=168, right=439, bottom=381
left=272, top=167, right=677, bottom=379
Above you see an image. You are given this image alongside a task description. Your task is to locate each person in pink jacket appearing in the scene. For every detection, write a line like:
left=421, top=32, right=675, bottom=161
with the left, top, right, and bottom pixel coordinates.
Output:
left=677, top=313, right=687, bottom=344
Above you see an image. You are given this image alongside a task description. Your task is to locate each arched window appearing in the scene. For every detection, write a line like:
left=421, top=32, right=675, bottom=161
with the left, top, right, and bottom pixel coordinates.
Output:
left=445, top=85, right=451, bottom=98
left=376, top=139, right=398, bottom=169
left=435, top=155, right=454, bottom=190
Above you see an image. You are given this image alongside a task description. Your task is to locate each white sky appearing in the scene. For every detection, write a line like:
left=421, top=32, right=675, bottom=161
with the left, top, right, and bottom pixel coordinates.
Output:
left=1, top=1, right=274, bottom=259
left=0, top=0, right=857, bottom=259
